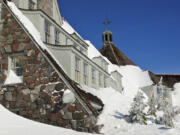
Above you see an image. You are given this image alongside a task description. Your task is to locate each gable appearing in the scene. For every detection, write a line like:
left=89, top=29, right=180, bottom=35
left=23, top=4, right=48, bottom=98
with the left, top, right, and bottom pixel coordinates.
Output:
left=0, top=1, right=100, bottom=115
left=0, top=1, right=105, bottom=132
left=53, top=0, right=62, bottom=25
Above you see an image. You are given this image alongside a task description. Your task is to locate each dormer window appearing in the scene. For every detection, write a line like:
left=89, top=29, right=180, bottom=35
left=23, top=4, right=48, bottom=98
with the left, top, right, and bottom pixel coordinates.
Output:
left=45, top=20, right=50, bottom=43
left=28, top=0, right=35, bottom=10
left=55, top=29, right=60, bottom=45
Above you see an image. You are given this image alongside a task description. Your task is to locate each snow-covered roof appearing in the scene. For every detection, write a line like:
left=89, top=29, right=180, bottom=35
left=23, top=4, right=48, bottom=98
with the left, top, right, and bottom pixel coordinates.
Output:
left=85, top=40, right=111, bottom=63
left=61, top=19, right=83, bottom=39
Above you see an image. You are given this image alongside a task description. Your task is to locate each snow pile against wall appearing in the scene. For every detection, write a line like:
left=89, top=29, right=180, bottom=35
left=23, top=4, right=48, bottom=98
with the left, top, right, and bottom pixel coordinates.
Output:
left=172, top=83, right=180, bottom=107
left=0, top=105, right=92, bottom=135
left=4, top=70, right=22, bottom=85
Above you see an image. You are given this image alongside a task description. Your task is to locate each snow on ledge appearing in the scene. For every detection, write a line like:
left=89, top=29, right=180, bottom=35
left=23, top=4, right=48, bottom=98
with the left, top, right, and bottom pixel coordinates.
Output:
left=4, top=70, right=22, bottom=85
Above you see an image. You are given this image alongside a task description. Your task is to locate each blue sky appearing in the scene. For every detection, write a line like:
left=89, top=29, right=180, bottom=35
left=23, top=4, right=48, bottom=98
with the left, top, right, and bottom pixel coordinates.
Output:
left=58, top=0, right=180, bottom=74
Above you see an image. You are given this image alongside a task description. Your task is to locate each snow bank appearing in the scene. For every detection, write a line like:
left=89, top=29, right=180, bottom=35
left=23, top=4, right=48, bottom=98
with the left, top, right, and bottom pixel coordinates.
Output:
left=83, top=40, right=153, bottom=134
left=4, top=70, right=22, bottom=85
left=0, top=104, right=92, bottom=135
left=7, top=2, right=66, bottom=74
left=172, top=83, right=180, bottom=107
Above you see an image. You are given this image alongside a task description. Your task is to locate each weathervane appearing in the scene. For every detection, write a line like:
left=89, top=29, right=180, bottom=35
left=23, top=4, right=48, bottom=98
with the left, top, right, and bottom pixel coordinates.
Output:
left=103, top=18, right=111, bottom=30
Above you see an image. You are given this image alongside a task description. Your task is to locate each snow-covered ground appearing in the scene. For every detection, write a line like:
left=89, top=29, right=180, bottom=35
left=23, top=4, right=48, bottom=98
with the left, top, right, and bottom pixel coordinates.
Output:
left=172, top=83, right=180, bottom=107
left=83, top=39, right=180, bottom=135
left=0, top=105, right=94, bottom=135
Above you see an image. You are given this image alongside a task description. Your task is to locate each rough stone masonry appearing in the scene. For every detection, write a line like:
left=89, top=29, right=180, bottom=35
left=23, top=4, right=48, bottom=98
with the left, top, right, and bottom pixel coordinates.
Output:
left=0, top=3, right=102, bottom=133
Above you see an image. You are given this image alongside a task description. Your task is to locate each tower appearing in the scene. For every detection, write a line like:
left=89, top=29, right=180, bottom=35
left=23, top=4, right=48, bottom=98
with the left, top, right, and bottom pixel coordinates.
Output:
left=102, top=30, right=113, bottom=46
left=100, top=18, right=136, bottom=66
left=102, top=18, right=113, bottom=46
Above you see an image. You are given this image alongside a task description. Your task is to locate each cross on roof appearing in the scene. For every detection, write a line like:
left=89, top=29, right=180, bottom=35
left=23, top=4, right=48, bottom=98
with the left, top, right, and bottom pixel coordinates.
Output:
left=103, top=18, right=111, bottom=30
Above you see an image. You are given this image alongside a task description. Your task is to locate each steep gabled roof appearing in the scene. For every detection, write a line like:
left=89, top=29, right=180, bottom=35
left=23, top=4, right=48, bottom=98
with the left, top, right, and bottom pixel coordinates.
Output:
left=2, top=0, right=99, bottom=116
left=100, top=43, right=136, bottom=66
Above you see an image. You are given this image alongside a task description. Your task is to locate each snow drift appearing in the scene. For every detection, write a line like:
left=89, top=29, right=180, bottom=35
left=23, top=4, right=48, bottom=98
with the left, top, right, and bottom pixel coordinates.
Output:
left=172, top=83, right=180, bottom=107
left=0, top=104, right=93, bottom=135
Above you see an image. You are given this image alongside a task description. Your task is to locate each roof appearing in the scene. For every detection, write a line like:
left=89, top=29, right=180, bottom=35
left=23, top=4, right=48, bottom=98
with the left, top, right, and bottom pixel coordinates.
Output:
left=3, top=0, right=100, bottom=116
left=147, top=70, right=180, bottom=88
left=100, top=43, right=136, bottom=66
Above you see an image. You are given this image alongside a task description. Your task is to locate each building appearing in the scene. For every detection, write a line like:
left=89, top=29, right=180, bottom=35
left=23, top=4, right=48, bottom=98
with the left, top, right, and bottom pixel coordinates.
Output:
left=0, top=0, right=105, bottom=132
left=3, top=0, right=123, bottom=91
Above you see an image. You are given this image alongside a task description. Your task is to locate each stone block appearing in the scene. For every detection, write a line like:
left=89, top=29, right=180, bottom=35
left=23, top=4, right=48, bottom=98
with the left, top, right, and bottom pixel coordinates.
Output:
left=71, top=120, right=77, bottom=129
left=63, top=111, right=72, bottom=120
left=30, top=93, right=38, bottom=102
left=22, top=89, right=30, bottom=95
left=0, top=95, right=3, bottom=101
left=5, top=92, right=13, bottom=101
left=72, top=111, right=84, bottom=120
left=4, top=45, right=11, bottom=53
left=76, top=120, right=85, bottom=128
left=68, top=105, right=76, bottom=112
left=55, top=83, right=64, bottom=91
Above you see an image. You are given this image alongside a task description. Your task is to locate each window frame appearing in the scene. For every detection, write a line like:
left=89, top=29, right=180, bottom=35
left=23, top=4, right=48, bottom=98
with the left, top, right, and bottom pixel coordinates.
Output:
left=104, top=76, right=107, bottom=87
left=83, top=62, right=88, bottom=85
left=28, top=0, right=35, bottom=10
left=55, top=29, right=60, bottom=45
left=75, top=57, right=81, bottom=82
left=45, top=20, right=50, bottom=43
left=91, top=67, right=96, bottom=84
left=99, top=72, right=102, bottom=87
left=10, top=54, right=24, bottom=77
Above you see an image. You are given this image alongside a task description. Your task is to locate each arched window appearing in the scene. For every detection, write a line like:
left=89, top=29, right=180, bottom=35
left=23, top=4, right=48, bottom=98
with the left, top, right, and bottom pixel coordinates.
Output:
left=110, top=34, right=112, bottom=42
left=105, top=34, right=108, bottom=42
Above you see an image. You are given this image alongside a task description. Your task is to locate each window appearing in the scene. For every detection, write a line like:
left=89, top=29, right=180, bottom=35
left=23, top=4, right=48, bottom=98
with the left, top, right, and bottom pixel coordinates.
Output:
left=105, top=34, right=108, bottom=42
left=104, top=77, right=107, bottom=87
left=157, top=88, right=161, bottom=94
left=83, top=63, right=88, bottom=85
left=28, top=0, right=35, bottom=10
left=99, top=72, right=102, bottom=87
left=75, top=57, right=80, bottom=82
left=45, top=20, right=50, bottom=43
left=110, top=35, right=112, bottom=42
left=80, top=48, right=84, bottom=54
left=0, top=63, right=2, bottom=75
left=91, top=68, right=96, bottom=84
left=11, top=56, right=23, bottom=76
left=55, top=29, right=60, bottom=45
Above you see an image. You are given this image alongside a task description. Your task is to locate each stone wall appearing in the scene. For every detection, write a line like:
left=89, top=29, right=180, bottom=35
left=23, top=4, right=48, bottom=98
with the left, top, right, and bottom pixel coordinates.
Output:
left=37, top=0, right=53, bottom=17
left=0, top=4, right=101, bottom=133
